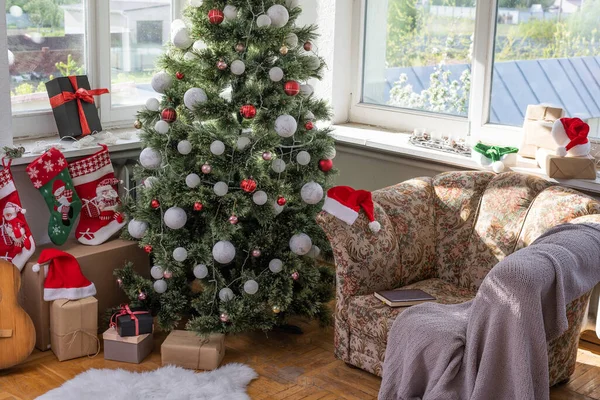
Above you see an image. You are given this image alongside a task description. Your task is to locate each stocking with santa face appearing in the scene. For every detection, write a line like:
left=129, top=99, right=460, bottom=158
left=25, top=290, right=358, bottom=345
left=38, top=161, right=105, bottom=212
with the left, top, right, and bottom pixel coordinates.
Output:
left=26, top=148, right=82, bottom=245
left=68, top=144, right=125, bottom=245
left=0, top=158, right=35, bottom=270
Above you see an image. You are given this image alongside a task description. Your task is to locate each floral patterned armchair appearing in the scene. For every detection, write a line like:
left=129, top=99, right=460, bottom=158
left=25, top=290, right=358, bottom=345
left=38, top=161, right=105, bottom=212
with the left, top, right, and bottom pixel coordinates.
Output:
left=317, top=171, right=600, bottom=385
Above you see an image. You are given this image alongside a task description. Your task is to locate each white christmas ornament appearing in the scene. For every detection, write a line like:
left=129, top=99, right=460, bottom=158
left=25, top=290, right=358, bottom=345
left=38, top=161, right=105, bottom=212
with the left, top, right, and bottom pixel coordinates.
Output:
left=289, top=233, right=312, bottom=255
left=210, top=140, right=226, bottom=155
left=253, top=191, right=268, bottom=205
left=173, top=247, right=188, bottom=262
left=269, top=67, right=284, bottom=82
left=325, top=147, right=336, bottom=159
left=267, top=4, right=289, bottom=28
left=213, top=241, right=236, bottom=264
left=296, top=151, right=311, bottom=165
left=275, top=115, right=297, bottom=137
left=230, top=60, right=245, bottom=75
left=151, top=266, right=164, bottom=280
left=177, top=140, right=192, bottom=155
left=144, top=176, right=158, bottom=188
left=183, top=52, right=197, bottom=62
left=307, top=56, right=321, bottom=70
left=154, top=120, right=170, bottom=134
left=171, top=19, right=192, bottom=49
left=243, top=280, right=259, bottom=295
left=127, top=219, right=148, bottom=239
left=271, top=159, right=286, bottom=173
left=154, top=279, right=168, bottom=294
left=151, top=71, right=172, bottom=94
left=256, top=14, right=272, bottom=28
left=304, top=111, right=315, bottom=120
left=273, top=201, right=284, bottom=215
left=236, top=136, right=251, bottom=151
left=214, top=182, right=229, bottom=196
left=307, top=245, right=321, bottom=259
left=145, top=98, right=160, bottom=111
left=300, top=84, right=314, bottom=97
left=185, top=173, right=201, bottom=188
left=193, top=264, right=208, bottom=279
left=285, top=0, right=300, bottom=9
left=219, top=287, right=235, bottom=302
left=269, top=259, right=283, bottom=273
left=223, top=5, right=238, bottom=20
left=193, top=40, right=206, bottom=52
left=140, top=148, right=162, bottom=169
left=301, top=181, right=324, bottom=204
left=164, top=207, right=187, bottom=230
left=285, top=33, right=298, bottom=48
left=184, top=88, right=208, bottom=110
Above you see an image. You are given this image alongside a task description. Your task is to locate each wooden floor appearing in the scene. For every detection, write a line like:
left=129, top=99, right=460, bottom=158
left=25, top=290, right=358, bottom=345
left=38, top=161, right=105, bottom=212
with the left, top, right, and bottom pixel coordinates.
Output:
left=1, top=318, right=600, bottom=399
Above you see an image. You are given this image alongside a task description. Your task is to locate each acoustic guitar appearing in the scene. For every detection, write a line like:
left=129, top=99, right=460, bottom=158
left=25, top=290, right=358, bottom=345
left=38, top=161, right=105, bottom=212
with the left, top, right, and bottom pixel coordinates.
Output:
left=0, top=259, right=35, bottom=369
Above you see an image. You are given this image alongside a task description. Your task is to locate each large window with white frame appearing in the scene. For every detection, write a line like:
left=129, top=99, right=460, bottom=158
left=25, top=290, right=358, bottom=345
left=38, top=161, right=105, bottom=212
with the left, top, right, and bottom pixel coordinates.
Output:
left=355, top=0, right=600, bottom=145
left=6, top=0, right=176, bottom=139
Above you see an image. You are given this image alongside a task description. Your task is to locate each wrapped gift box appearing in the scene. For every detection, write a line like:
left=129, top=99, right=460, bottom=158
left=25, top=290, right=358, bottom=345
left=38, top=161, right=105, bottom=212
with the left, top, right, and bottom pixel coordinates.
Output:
left=161, top=330, right=225, bottom=370
left=114, top=306, right=153, bottom=337
left=50, top=297, right=99, bottom=361
left=103, top=327, right=153, bottom=364
left=18, top=239, right=150, bottom=351
left=519, top=105, right=564, bottom=159
left=536, top=148, right=597, bottom=179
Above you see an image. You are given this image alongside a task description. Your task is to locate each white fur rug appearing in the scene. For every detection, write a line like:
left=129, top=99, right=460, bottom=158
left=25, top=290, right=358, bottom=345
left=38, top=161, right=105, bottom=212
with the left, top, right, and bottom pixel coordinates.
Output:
left=36, top=364, right=257, bottom=400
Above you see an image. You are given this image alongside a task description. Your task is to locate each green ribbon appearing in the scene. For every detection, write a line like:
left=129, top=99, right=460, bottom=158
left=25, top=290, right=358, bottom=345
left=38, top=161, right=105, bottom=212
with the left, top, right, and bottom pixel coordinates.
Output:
left=473, top=143, right=519, bottom=162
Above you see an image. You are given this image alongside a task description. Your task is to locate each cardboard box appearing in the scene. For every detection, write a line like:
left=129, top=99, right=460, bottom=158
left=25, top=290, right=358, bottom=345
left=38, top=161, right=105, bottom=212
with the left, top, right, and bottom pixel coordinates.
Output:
left=103, top=327, right=153, bottom=364
left=161, top=330, right=225, bottom=370
left=536, top=148, right=597, bottom=179
left=50, top=297, right=99, bottom=361
left=18, top=239, right=150, bottom=351
left=519, top=105, right=564, bottom=159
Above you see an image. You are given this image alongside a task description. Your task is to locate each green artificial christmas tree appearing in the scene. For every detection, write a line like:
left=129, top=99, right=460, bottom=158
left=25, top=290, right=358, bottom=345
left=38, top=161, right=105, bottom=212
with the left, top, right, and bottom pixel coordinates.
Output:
left=117, top=0, right=337, bottom=335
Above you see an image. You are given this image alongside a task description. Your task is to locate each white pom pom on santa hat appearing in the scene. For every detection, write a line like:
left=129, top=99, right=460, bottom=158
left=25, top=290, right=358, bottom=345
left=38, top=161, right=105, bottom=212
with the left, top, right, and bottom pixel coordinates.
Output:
left=551, top=117, right=591, bottom=157
left=322, top=186, right=381, bottom=233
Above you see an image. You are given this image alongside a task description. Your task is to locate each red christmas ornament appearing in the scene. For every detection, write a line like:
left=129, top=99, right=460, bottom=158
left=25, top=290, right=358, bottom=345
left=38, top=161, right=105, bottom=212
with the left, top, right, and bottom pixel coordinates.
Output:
left=176, top=72, right=184, bottom=80
left=303, top=42, right=313, bottom=51
left=235, top=42, right=245, bottom=52
left=283, top=80, right=300, bottom=96
left=144, top=245, right=153, bottom=253
left=228, top=215, right=239, bottom=224
left=318, top=159, right=333, bottom=172
left=151, top=199, right=160, bottom=209
left=251, top=249, right=261, bottom=257
left=240, top=178, right=257, bottom=193
left=291, top=271, right=300, bottom=280
left=262, top=151, right=272, bottom=161
left=138, top=291, right=147, bottom=301
left=240, top=104, right=256, bottom=119
left=161, top=108, right=177, bottom=123
left=216, top=60, right=228, bottom=70
left=208, top=9, right=224, bottom=24
left=194, top=202, right=204, bottom=211
left=277, top=196, right=287, bottom=206
left=305, top=121, right=314, bottom=131
left=163, top=270, right=173, bottom=279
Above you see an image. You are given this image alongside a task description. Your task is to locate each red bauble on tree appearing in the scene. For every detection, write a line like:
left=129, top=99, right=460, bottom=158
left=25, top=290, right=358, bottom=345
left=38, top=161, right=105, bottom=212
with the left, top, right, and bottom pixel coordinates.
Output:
left=318, top=159, right=333, bottom=172
left=176, top=72, right=184, bottom=80
left=304, top=42, right=313, bottom=51
left=283, top=80, right=300, bottom=96
left=240, top=178, right=257, bottom=193
left=240, top=104, right=256, bottom=119
left=277, top=196, right=287, bottom=206
left=161, top=108, right=177, bottom=123
left=208, top=9, right=224, bottom=24
left=144, top=245, right=153, bottom=253
left=305, top=121, right=314, bottom=131
left=216, top=60, right=228, bottom=70
left=194, top=202, right=203, bottom=211
left=151, top=199, right=160, bottom=209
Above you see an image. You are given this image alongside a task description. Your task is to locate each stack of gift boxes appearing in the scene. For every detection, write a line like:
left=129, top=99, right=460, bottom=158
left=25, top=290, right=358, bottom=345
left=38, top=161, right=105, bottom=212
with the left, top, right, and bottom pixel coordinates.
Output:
left=103, top=305, right=154, bottom=363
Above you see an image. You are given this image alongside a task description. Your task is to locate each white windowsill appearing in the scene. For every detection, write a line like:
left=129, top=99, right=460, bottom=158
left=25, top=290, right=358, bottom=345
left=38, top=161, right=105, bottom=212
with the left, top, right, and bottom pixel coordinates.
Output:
left=332, top=123, right=600, bottom=195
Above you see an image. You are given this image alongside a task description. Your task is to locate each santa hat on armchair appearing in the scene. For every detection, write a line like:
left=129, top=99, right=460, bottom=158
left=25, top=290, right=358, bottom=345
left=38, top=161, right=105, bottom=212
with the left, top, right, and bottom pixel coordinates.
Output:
left=322, top=186, right=381, bottom=233
left=551, top=117, right=591, bottom=157
left=32, top=249, right=96, bottom=301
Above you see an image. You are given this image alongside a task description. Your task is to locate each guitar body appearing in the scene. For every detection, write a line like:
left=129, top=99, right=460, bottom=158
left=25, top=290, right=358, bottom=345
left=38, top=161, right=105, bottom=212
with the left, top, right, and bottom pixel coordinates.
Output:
left=0, top=259, right=35, bottom=369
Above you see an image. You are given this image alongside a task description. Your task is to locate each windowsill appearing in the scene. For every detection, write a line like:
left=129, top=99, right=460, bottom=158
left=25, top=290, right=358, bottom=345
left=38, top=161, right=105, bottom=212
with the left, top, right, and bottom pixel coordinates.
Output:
left=332, top=123, right=600, bottom=195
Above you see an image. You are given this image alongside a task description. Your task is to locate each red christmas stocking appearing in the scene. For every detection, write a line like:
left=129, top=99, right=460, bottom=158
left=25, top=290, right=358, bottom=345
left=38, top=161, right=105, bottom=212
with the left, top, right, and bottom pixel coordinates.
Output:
left=0, top=158, right=36, bottom=270
left=68, top=144, right=125, bottom=245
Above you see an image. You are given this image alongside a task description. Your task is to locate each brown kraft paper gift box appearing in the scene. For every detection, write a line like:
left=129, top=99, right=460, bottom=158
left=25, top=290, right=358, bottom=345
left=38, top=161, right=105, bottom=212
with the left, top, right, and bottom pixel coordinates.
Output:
left=161, top=330, right=225, bottom=370
left=50, top=297, right=99, bottom=361
left=103, top=327, right=153, bottom=364
left=18, top=239, right=151, bottom=351
left=519, top=105, right=564, bottom=159
left=536, top=148, right=597, bottom=179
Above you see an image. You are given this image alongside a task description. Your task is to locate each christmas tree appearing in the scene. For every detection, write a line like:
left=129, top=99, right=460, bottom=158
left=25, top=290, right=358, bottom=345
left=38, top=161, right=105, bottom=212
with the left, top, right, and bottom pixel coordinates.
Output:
left=118, top=0, right=337, bottom=335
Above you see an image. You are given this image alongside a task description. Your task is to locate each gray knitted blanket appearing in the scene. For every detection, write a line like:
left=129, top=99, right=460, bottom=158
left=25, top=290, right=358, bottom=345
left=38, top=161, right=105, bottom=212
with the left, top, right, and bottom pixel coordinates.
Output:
left=379, top=223, right=600, bottom=400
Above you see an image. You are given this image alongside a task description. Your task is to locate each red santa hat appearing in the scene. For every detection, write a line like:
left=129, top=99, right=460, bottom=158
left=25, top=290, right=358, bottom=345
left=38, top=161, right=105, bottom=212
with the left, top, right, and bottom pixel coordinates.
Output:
left=551, top=117, right=590, bottom=157
left=3, top=202, right=25, bottom=216
left=31, top=249, right=96, bottom=301
left=53, top=179, right=66, bottom=196
left=322, top=186, right=381, bottom=233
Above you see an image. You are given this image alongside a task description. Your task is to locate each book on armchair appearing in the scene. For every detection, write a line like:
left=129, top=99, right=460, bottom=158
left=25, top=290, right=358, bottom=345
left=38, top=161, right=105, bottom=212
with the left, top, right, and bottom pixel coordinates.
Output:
left=374, top=289, right=436, bottom=307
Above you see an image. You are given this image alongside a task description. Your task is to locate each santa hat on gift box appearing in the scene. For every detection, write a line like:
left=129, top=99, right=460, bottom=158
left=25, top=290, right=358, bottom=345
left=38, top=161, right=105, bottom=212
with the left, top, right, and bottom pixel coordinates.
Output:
left=322, top=186, right=381, bottom=233
left=32, top=249, right=96, bottom=301
left=551, top=117, right=591, bottom=157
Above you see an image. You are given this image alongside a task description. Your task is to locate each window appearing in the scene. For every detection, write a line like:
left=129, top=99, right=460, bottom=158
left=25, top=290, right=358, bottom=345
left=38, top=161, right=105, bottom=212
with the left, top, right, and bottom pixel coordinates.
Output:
left=3, top=0, right=176, bottom=140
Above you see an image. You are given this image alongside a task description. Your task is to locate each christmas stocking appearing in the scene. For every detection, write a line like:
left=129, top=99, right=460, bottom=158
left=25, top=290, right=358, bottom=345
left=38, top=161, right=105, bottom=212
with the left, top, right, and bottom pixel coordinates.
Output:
left=0, top=158, right=36, bottom=270
left=26, top=148, right=82, bottom=245
left=68, top=144, right=125, bottom=245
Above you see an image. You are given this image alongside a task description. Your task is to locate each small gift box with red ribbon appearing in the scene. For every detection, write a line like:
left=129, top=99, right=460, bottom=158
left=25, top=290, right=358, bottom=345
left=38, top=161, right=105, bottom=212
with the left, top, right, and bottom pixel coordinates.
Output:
left=110, top=304, right=154, bottom=337
left=45, top=75, right=108, bottom=139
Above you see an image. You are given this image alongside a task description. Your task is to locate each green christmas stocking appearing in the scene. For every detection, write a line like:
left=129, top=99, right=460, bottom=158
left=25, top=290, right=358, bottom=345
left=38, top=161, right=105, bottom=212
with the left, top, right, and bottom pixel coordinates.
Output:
left=26, top=148, right=82, bottom=245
